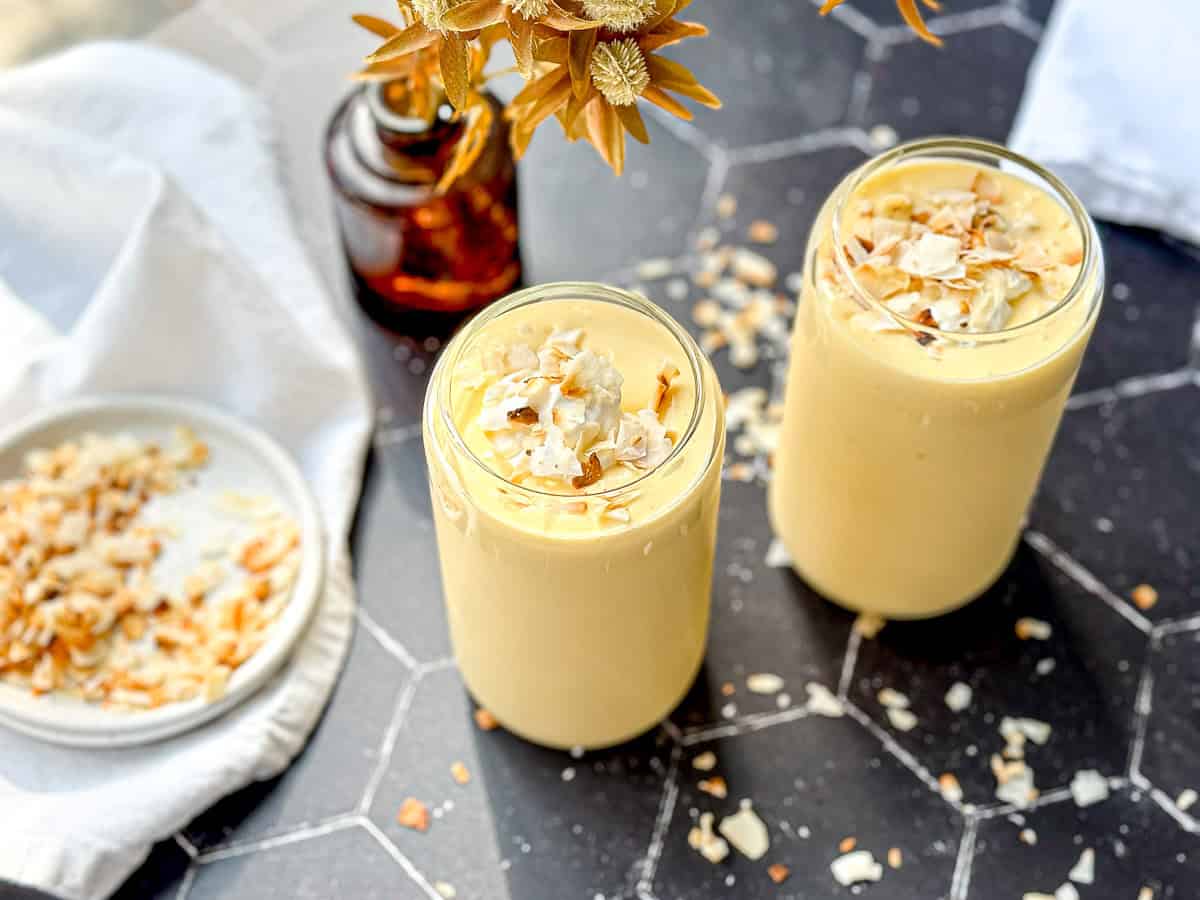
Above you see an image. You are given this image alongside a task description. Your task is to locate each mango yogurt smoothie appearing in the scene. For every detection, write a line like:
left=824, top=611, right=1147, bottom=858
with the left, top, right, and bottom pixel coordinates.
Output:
left=770, top=139, right=1104, bottom=619
left=423, top=283, right=724, bottom=749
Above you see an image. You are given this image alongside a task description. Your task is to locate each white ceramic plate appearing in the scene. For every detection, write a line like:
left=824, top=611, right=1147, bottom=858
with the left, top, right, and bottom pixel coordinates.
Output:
left=0, top=395, right=324, bottom=748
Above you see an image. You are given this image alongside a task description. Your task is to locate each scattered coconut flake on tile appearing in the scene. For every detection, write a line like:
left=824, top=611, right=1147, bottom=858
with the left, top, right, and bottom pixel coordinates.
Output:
left=1054, top=884, right=1080, bottom=900
left=838, top=836, right=858, bottom=853
left=1130, top=583, right=1158, bottom=610
left=764, top=538, right=792, bottom=568
left=397, top=797, right=430, bottom=832
left=877, top=687, right=910, bottom=709
left=1023, top=893, right=1056, bottom=900
left=945, top=681, right=973, bottom=712
left=853, top=612, right=887, bottom=639
left=831, top=850, right=884, bottom=887
left=699, top=776, right=728, bottom=799
left=635, top=258, right=674, bottom=280
left=721, top=702, right=738, bottom=719
left=747, top=673, right=785, bottom=695
left=434, top=882, right=457, bottom=898
left=938, top=773, right=964, bottom=803
left=1019, top=828, right=1038, bottom=846
left=993, top=757, right=1038, bottom=809
left=692, top=751, right=718, bottom=772
left=804, top=682, right=845, bottom=717
left=450, top=761, right=471, bottom=785
left=887, top=707, right=918, bottom=732
left=767, top=863, right=790, bottom=884
left=1015, top=617, right=1053, bottom=640
left=688, top=812, right=730, bottom=863
left=1070, top=769, right=1109, bottom=807
left=887, top=847, right=903, bottom=869
left=1001, top=717, right=1053, bottom=747
left=716, top=193, right=737, bottom=219
left=1138, top=887, right=1155, bottom=900
left=776, top=692, right=792, bottom=709
left=719, top=804, right=770, bottom=861
left=1068, top=848, right=1095, bottom=885
left=1035, top=658, right=1057, bottom=676
left=665, top=277, right=690, bottom=302
left=1176, top=788, right=1197, bottom=812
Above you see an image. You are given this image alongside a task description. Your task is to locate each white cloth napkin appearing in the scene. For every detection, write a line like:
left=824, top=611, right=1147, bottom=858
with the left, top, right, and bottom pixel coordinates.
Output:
left=1010, top=0, right=1200, bottom=245
left=0, top=42, right=372, bottom=900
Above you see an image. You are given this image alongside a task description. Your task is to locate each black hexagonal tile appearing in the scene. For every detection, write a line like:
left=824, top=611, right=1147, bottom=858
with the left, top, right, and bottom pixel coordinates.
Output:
left=184, top=624, right=410, bottom=850
left=671, top=480, right=855, bottom=732
left=1032, top=384, right=1200, bottom=622
left=111, top=838, right=192, bottom=900
left=850, top=543, right=1147, bottom=808
left=848, top=0, right=1000, bottom=26
left=188, top=824, right=429, bottom=900
left=1074, top=224, right=1200, bottom=394
left=669, top=0, right=866, bottom=147
left=352, top=454, right=452, bottom=663
left=1021, top=0, right=1059, bottom=24
left=657, top=714, right=962, bottom=899
left=970, top=790, right=1200, bottom=898
left=369, top=667, right=672, bottom=900
left=861, top=27, right=1037, bottom=142
left=1139, top=628, right=1200, bottom=808
left=520, top=117, right=709, bottom=284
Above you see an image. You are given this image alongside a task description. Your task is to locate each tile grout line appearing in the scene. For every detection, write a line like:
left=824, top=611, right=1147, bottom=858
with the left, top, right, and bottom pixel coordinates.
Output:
left=358, top=675, right=421, bottom=815
left=640, top=103, right=722, bottom=163
left=972, top=784, right=1076, bottom=820
left=356, top=606, right=420, bottom=670
left=948, top=815, right=978, bottom=900
left=875, top=4, right=1015, bottom=45
left=686, top=152, right=730, bottom=250
left=359, top=817, right=444, bottom=900
left=1024, top=530, right=1153, bottom=634
left=636, top=742, right=682, bottom=896
left=726, top=126, right=871, bottom=166
left=1147, top=785, right=1200, bottom=834
left=173, top=833, right=199, bottom=859
left=808, top=0, right=883, bottom=43
left=1065, top=367, right=1196, bottom=411
left=196, top=813, right=360, bottom=863
left=1155, top=613, right=1200, bottom=636
left=1126, top=635, right=1157, bottom=783
left=1001, top=4, right=1044, bottom=42
left=837, top=628, right=862, bottom=700
left=842, top=699, right=961, bottom=811
left=415, top=655, right=457, bottom=676
left=680, top=706, right=810, bottom=746
left=173, top=863, right=197, bottom=900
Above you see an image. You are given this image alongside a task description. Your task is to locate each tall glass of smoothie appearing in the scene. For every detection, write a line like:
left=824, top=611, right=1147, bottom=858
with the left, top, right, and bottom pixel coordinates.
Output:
left=770, top=138, right=1104, bottom=619
left=423, top=283, right=725, bottom=748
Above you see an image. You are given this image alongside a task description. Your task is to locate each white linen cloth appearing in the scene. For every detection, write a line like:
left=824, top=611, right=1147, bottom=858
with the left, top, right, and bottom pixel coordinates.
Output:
left=1010, top=0, right=1200, bottom=246
left=0, top=42, right=372, bottom=900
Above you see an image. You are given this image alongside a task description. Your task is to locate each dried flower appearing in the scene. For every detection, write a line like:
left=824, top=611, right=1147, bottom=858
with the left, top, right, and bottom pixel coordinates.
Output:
left=580, top=0, right=657, bottom=32
left=590, top=38, right=650, bottom=106
left=505, top=0, right=550, bottom=18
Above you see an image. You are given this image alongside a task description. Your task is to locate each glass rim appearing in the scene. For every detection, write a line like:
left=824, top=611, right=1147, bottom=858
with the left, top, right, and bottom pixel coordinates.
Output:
left=829, top=136, right=1105, bottom=346
left=425, top=281, right=711, bottom=502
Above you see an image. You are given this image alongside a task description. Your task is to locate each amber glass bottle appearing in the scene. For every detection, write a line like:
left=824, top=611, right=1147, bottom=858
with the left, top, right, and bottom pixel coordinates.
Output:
left=325, top=81, right=522, bottom=334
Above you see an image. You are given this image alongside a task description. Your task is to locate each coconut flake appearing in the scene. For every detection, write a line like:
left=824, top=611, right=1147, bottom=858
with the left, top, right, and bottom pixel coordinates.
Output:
left=688, top=812, right=730, bottom=864
left=830, top=850, right=884, bottom=887
left=764, top=538, right=792, bottom=568
left=747, top=673, right=785, bottom=695
left=887, top=708, right=918, bottom=732
left=1068, top=848, right=1095, bottom=885
left=804, top=682, right=845, bottom=718
left=945, top=682, right=973, bottom=712
left=718, top=806, right=770, bottom=861
left=1069, top=770, right=1109, bottom=808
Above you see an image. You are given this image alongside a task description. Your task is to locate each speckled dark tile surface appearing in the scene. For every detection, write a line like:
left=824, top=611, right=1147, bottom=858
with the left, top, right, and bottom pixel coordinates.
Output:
left=21, top=0, right=1196, bottom=898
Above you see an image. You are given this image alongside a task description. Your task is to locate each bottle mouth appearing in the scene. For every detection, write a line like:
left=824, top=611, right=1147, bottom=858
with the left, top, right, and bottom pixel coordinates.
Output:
left=365, top=81, right=454, bottom=135
left=828, top=136, right=1105, bottom=346
left=425, top=282, right=712, bottom=502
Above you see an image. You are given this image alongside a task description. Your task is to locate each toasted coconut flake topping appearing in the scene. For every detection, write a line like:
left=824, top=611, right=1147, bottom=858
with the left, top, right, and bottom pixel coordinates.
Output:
left=475, top=328, right=681, bottom=494
left=839, top=165, right=1084, bottom=342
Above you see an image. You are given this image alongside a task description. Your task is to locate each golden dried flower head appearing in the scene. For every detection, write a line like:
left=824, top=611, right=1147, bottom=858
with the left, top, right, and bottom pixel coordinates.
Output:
left=411, top=0, right=457, bottom=31
left=580, top=0, right=657, bottom=31
left=590, top=38, right=650, bottom=107
left=504, top=0, right=550, bottom=18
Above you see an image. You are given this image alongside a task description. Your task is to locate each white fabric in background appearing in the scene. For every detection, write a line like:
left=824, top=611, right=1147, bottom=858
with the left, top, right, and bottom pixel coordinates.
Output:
left=0, top=42, right=372, bottom=900
left=1010, top=0, right=1200, bottom=245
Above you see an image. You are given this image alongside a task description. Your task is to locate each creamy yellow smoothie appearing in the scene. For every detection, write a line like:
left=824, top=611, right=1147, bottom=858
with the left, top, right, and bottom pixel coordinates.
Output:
left=770, top=139, right=1104, bottom=618
left=423, top=283, right=724, bottom=749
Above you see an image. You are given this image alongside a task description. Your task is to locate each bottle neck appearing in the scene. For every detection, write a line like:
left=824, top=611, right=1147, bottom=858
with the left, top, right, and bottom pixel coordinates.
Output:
left=351, top=82, right=466, bottom=186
